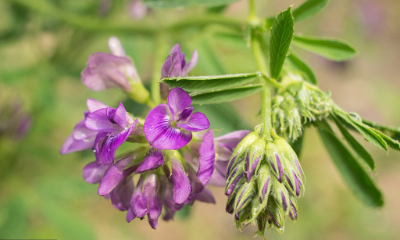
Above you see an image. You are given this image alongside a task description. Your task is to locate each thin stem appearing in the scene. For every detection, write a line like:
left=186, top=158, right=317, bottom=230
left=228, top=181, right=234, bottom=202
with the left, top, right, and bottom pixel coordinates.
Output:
left=249, top=1, right=272, bottom=139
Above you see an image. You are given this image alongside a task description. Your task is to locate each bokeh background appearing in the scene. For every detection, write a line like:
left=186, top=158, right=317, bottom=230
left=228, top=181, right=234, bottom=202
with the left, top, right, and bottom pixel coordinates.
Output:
left=1, top=0, right=400, bottom=239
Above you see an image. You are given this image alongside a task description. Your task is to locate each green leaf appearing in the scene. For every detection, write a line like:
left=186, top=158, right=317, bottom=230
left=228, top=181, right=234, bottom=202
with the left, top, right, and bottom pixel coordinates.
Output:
left=191, top=84, right=263, bottom=105
left=333, top=116, right=375, bottom=170
left=334, top=110, right=388, bottom=151
left=362, top=118, right=400, bottom=140
left=317, top=121, right=384, bottom=207
left=161, top=72, right=260, bottom=92
left=269, top=7, right=294, bottom=79
left=143, top=0, right=240, bottom=8
left=292, top=0, right=329, bottom=22
left=293, top=35, right=356, bottom=61
left=287, top=52, right=317, bottom=84
left=371, top=129, right=400, bottom=152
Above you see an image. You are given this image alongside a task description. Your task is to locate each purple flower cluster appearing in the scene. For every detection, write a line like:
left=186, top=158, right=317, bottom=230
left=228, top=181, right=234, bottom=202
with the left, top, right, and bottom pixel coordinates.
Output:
left=61, top=38, right=250, bottom=229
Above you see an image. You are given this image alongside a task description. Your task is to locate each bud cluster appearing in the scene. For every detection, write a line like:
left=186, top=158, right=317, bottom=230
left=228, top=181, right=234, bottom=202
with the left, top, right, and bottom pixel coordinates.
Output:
left=272, top=73, right=332, bottom=140
left=225, top=131, right=305, bottom=237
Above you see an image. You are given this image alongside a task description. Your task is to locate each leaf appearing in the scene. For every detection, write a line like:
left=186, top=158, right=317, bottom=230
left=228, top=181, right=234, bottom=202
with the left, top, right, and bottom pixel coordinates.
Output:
left=161, top=72, right=260, bottom=92
left=292, top=0, right=329, bottom=22
left=293, top=35, right=356, bottom=61
left=269, top=7, right=294, bottom=79
left=371, top=129, right=400, bottom=152
left=362, top=118, right=400, bottom=140
left=317, top=121, right=384, bottom=207
left=334, top=110, right=388, bottom=151
left=190, top=84, right=263, bottom=105
left=333, top=116, right=375, bottom=170
left=143, top=0, right=240, bottom=8
left=287, top=52, right=317, bottom=84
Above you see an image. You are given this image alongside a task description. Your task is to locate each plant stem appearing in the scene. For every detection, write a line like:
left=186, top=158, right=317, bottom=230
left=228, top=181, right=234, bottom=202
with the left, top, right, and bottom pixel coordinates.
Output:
left=248, top=0, right=272, bottom=139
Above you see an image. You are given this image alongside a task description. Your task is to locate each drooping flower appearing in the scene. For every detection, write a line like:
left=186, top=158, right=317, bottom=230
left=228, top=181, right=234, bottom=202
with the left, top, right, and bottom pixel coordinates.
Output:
left=128, top=0, right=148, bottom=20
left=160, top=44, right=198, bottom=99
left=85, top=102, right=138, bottom=165
left=61, top=98, right=108, bottom=154
left=143, top=87, right=210, bottom=150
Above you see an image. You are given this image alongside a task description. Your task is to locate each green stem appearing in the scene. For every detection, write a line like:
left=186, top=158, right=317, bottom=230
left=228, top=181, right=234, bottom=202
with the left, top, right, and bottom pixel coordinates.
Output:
left=248, top=1, right=272, bottom=139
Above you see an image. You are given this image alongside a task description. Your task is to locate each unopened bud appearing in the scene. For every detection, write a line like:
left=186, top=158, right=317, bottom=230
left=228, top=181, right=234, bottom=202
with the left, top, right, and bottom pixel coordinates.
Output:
left=245, top=139, right=265, bottom=182
left=226, top=132, right=259, bottom=176
left=234, top=178, right=255, bottom=212
left=265, top=142, right=283, bottom=182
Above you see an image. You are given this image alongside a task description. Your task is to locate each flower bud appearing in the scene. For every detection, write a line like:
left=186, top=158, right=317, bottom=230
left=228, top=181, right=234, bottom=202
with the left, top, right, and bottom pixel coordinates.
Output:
left=226, top=132, right=258, bottom=176
left=234, top=178, right=255, bottom=213
left=288, top=196, right=298, bottom=220
left=267, top=199, right=285, bottom=235
left=265, top=142, right=283, bottom=182
left=245, top=139, right=265, bottom=182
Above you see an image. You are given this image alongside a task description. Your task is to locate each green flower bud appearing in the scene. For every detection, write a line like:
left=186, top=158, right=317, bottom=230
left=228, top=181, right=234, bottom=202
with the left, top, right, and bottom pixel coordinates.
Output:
left=234, top=177, right=256, bottom=212
left=245, top=138, right=266, bottom=182
left=265, top=142, right=284, bottom=182
left=226, top=132, right=259, bottom=177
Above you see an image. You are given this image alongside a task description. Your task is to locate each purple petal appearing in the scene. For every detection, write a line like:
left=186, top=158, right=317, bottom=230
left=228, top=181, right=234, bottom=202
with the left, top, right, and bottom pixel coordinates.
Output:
left=144, top=175, right=162, bottom=221
left=143, top=104, right=192, bottom=150
left=197, top=130, right=215, bottom=186
left=86, top=98, right=108, bottom=113
left=60, top=134, right=94, bottom=154
left=136, top=149, right=164, bottom=173
left=177, top=107, right=193, bottom=122
left=195, top=187, right=216, bottom=203
left=113, top=103, right=131, bottom=129
left=170, top=160, right=191, bottom=204
left=215, top=130, right=251, bottom=161
left=81, top=53, right=136, bottom=92
left=82, top=161, right=109, bottom=184
left=167, top=88, right=192, bottom=118
left=131, top=178, right=148, bottom=218
left=98, top=156, right=134, bottom=195
left=110, top=178, right=134, bottom=211
left=72, top=120, right=98, bottom=141
left=108, top=36, right=126, bottom=57
left=181, top=50, right=198, bottom=76
left=126, top=207, right=136, bottom=222
left=281, top=191, right=287, bottom=211
left=176, top=112, right=210, bottom=132
left=170, top=43, right=181, bottom=55
left=261, top=177, right=270, bottom=199
left=94, top=123, right=136, bottom=165
left=85, top=108, right=122, bottom=132
left=148, top=219, right=158, bottom=229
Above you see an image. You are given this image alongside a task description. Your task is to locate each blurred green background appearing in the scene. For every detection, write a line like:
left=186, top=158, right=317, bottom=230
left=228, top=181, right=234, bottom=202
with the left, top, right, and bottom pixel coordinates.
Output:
left=1, top=0, right=400, bottom=239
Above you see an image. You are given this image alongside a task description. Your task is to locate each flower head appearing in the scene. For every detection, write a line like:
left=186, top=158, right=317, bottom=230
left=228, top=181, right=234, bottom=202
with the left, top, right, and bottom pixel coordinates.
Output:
left=143, top=87, right=210, bottom=150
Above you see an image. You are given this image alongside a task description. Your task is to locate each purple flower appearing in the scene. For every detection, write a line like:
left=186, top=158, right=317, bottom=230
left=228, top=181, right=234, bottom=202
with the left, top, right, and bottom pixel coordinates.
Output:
left=160, top=44, right=198, bottom=99
left=136, top=148, right=164, bottom=173
left=143, top=87, right=210, bottom=150
left=81, top=37, right=139, bottom=92
left=0, top=99, right=31, bottom=141
left=85, top=102, right=138, bottom=165
left=60, top=99, right=108, bottom=154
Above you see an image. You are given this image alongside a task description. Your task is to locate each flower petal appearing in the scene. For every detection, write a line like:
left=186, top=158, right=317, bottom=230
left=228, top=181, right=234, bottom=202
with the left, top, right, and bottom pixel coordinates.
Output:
left=98, top=155, right=134, bottom=195
left=143, top=104, right=192, bottom=150
left=113, top=102, right=131, bottom=129
left=60, top=134, right=94, bottom=154
left=72, top=119, right=98, bottom=141
left=215, top=130, right=251, bottom=160
left=196, top=130, right=215, bottom=186
left=126, top=207, right=136, bottom=222
left=195, top=187, right=216, bottom=204
left=108, top=36, right=126, bottom=57
left=82, top=161, right=109, bottom=184
left=170, top=160, right=191, bottom=204
left=85, top=108, right=122, bottom=132
left=131, top=177, right=148, bottom=218
left=176, top=112, right=210, bottom=132
left=110, top=178, right=134, bottom=211
left=136, top=149, right=164, bottom=173
left=144, top=174, right=162, bottom=222
left=167, top=88, right=192, bottom=117
left=86, top=98, right=108, bottom=113
left=148, top=219, right=158, bottom=229
left=181, top=50, right=198, bottom=76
